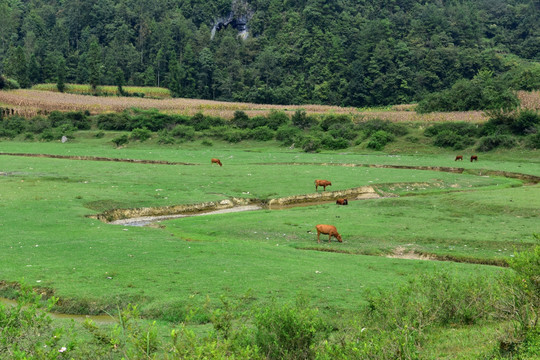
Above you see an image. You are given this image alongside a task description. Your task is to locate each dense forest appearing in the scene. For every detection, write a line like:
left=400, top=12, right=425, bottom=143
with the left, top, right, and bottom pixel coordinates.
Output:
left=0, top=0, right=539, bottom=107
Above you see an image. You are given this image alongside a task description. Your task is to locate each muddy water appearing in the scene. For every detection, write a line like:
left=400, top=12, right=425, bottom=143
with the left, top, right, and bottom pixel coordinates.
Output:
left=0, top=297, right=116, bottom=324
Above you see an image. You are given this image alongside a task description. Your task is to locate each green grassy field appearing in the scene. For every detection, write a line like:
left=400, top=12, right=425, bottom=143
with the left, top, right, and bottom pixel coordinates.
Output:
left=1, top=137, right=539, bottom=357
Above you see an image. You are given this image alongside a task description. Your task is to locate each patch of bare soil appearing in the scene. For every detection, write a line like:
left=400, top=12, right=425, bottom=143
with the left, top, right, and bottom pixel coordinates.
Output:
left=387, top=246, right=436, bottom=261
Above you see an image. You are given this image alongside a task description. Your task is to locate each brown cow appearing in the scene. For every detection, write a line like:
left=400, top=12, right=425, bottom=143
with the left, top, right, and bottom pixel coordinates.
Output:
left=336, top=198, right=348, bottom=205
left=455, top=155, right=463, bottom=161
left=315, top=224, right=343, bottom=243
left=211, top=158, right=223, bottom=166
left=315, top=179, right=332, bottom=191
left=470, top=155, right=478, bottom=162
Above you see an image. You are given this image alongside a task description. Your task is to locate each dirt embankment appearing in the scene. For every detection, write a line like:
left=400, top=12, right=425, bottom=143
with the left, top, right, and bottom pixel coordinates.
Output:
left=90, top=186, right=380, bottom=223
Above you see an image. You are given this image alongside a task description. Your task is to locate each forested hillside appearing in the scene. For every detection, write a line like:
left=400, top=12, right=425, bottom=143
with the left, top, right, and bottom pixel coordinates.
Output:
left=1, top=0, right=539, bottom=107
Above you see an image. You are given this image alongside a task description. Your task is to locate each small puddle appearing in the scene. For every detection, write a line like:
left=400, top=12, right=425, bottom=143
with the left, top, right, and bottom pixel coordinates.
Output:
left=0, top=297, right=116, bottom=324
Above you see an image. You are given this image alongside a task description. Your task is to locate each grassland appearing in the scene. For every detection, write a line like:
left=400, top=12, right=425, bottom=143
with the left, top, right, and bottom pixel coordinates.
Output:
left=1, top=117, right=539, bottom=357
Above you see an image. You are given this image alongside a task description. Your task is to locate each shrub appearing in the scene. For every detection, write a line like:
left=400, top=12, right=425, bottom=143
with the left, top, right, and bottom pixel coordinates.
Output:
left=276, top=125, right=301, bottom=145
left=367, top=130, right=395, bottom=150
left=189, top=113, right=225, bottom=130
left=5, top=78, right=20, bottom=89
left=525, top=133, right=540, bottom=149
left=170, top=125, right=196, bottom=139
left=417, top=71, right=519, bottom=113
left=224, top=128, right=249, bottom=143
left=112, top=134, right=129, bottom=147
left=1, top=116, right=26, bottom=134
left=320, top=114, right=352, bottom=132
left=424, top=122, right=479, bottom=138
left=254, top=296, right=328, bottom=360
left=130, top=127, right=152, bottom=142
left=251, top=126, right=275, bottom=141
left=291, top=110, right=317, bottom=130
left=512, top=110, right=540, bottom=135
left=265, top=110, right=290, bottom=130
left=157, top=130, right=175, bottom=144
left=27, top=116, right=51, bottom=133
left=359, top=119, right=408, bottom=137
left=94, top=131, right=105, bottom=138
left=476, top=135, right=517, bottom=151
left=322, top=134, right=349, bottom=150
left=97, top=113, right=131, bottom=131
left=300, top=135, right=322, bottom=152
left=231, top=110, right=250, bottom=129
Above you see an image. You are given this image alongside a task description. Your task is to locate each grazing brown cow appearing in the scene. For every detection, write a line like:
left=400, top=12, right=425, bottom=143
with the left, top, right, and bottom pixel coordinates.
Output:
left=211, top=158, right=223, bottom=166
left=470, top=155, right=478, bottom=162
left=315, top=224, right=343, bottom=243
left=315, top=179, right=332, bottom=191
left=455, top=155, right=463, bottom=161
left=336, top=198, right=348, bottom=205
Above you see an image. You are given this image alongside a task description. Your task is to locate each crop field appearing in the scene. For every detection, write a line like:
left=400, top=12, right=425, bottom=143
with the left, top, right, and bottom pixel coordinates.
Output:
left=1, top=133, right=539, bottom=357
left=1, top=89, right=539, bottom=122
left=31, top=83, right=172, bottom=99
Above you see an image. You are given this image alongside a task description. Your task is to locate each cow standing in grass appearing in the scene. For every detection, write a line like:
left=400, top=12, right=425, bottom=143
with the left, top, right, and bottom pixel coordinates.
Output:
left=470, top=155, right=478, bottom=162
left=315, top=224, right=343, bottom=243
left=211, top=158, right=223, bottom=166
left=336, top=198, right=348, bottom=205
left=315, top=179, right=332, bottom=191
left=455, top=155, right=463, bottom=161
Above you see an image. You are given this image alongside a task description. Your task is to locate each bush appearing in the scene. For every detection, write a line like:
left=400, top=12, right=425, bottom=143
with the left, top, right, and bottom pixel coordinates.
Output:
left=170, top=124, right=196, bottom=139
left=231, top=110, right=250, bottom=129
left=97, top=113, right=131, bottom=131
left=424, top=122, right=479, bottom=137
left=265, top=110, right=290, bottom=130
left=251, top=126, right=275, bottom=141
left=483, top=109, right=540, bottom=136
left=322, top=134, right=349, bottom=150
left=367, top=130, right=395, bottom=150
left=300, top=135, right=322, bottom=152
left=254, top=296, right=328, bottom=360
left=320, top=114, right=352, bottom=132
left=5, top=78, right=20, bottom=89
left=476, top=135, right=517, bottom=151
left=276, top=125, right=301, bottom=145
left=112, top=134, right=129, bottom=147
left=525, top=133, right=540, bottom=149
left=359, top=119, right=408, bottom=137
left=224, top=128, right=250, bottom=143
left=512, top=110, right=540, bottom=135
left=189, top=113, right=225, bottom=130
left=1, top=116, right=26, bottom=135
left=27, top=116, right=52, bottom=133
left=291, top=110, right=317, bottom=130
left=130, top=127, right=152, bottom=142
left=157, top=130, right=175, bottom=144
left=417, top=71, right=519, bottom=113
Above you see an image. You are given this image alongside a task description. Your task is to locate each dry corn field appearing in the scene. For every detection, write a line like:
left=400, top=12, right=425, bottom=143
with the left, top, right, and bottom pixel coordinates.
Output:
left=0, top=89, right=538, bottom=121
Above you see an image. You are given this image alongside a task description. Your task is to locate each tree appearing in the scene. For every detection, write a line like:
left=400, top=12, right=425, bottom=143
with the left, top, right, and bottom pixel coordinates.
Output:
left=87, top=38, right=102, bottom=92
left=56, top=57, right=66, bottom=92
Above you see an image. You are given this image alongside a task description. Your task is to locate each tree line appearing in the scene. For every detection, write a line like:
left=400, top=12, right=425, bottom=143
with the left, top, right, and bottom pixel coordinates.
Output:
left=0, top=0, right=539, bottom=108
